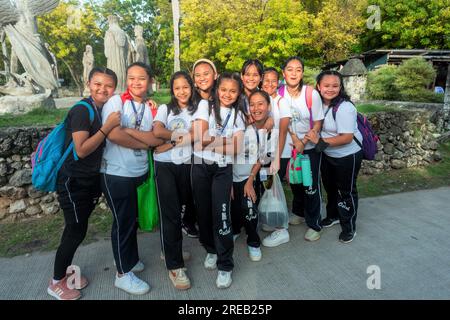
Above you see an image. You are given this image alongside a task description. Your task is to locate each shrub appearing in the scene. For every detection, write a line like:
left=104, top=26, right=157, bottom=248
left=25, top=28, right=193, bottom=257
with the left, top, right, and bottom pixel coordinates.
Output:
left=366, top=65, right=398, bottom=100
left=395, top=57, right=436, bottom=101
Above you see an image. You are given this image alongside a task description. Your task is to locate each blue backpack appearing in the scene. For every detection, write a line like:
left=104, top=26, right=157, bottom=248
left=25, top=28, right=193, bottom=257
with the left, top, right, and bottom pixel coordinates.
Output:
left=331, top=100, right=379, bottom=160
left=31, top=101, right=94, bottom=192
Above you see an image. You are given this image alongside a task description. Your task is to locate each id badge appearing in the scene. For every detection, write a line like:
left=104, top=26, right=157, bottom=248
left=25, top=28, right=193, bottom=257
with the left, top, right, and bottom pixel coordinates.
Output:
left=259, top=168, right=268, bottom=182
left=134, top=149, right=143, bottom=157
left=218, top=156, right=227, bottom=167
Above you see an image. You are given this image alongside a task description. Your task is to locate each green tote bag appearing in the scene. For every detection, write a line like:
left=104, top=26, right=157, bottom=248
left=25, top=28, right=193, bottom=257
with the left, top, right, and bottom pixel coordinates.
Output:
left=137, top=151, right=159, bottom=232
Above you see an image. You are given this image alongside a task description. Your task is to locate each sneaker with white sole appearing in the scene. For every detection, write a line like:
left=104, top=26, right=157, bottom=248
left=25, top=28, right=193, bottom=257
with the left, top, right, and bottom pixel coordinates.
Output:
left=160, top=251, right=191, bottom=262
left=289, top=213, right=305, bottom=225
left=204, top=253, right=217, bottom=270
left=321, top=217, right=340, bottom=228
left=261, top=224, right=276, bottom=232
left=216, top=270, right=232, bottom=289
left=304, top=228, right=321, bottom=241
left=262, top=229, right=290, bottom=247
left=339, top=231, right=356, bottom=243
left=248, top=246, right=262, bottom=262
left=114, top=272, right=150, bottom=295
left=113, top=260, right=145, bottom=273
left=169, top=268, right=191, bottom=290
left=47, top=276, right=81, bottom=300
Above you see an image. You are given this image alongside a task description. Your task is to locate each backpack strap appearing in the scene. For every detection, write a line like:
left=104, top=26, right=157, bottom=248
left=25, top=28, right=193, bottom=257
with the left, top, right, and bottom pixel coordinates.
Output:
left=304, top=85, right=313, bottom=129
left=68, top=100, right=95, bottom=161
left=331, top=99, right=362, bottom=147
left=277, top=84, right=285, bottom=97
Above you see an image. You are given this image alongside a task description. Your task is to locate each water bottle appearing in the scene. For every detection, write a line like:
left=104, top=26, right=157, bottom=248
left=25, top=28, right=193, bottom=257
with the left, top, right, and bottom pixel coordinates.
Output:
left=300, top=154, right=312, bottom=187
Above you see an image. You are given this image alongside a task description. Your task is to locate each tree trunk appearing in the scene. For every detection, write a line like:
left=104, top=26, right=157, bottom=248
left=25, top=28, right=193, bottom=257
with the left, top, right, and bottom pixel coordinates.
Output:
left=61, top=58, right=83, bottom=96
left=171, top=0, right=181, bottom=72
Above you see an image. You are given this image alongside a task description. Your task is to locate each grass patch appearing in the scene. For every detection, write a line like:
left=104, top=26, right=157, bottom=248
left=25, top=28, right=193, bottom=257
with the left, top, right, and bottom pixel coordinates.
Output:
left=0, top=107, right=68, bottom=128
left=1, top=142, right=449, bottom=257
left=356, top=104, right=400, bottom=114
left=0, top=89, right=172, bottom=128
left=0, top=208, right=113, bottom=258
left=358, top=142, right=450, bottom=197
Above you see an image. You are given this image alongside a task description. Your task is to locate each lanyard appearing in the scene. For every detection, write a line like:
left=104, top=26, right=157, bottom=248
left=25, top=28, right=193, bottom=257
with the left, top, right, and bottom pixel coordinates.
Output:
left=218, top=110, right=232, bottom=136
left=88, top=97, right=102, bottom=122
left=130, top=99, right=146, bottom=130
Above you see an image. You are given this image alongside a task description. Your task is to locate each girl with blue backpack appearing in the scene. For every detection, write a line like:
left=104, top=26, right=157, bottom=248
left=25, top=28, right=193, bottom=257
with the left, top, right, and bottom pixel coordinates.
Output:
left=47, top=67, right=121, bottom=300
left=307, top=70, right=363, bottom=243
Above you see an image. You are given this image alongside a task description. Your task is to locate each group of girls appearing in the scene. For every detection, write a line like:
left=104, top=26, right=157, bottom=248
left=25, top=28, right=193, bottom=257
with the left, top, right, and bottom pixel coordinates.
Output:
left=47, top=55, right=363, bottom=300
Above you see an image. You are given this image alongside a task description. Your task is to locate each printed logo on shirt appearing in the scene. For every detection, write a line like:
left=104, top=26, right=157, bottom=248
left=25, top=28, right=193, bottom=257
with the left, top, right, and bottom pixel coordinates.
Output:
left=168, top=118, right=188, bottom=131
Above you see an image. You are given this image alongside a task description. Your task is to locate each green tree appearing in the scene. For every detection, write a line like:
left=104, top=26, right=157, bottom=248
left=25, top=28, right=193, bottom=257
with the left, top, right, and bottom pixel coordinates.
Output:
left=361, top=0, right=450, bottom=50
left=395, top=57, right=437, bottom=102
left=179, top=0, right=314, bottom=72
left=38, top=1, right=102, bottom=94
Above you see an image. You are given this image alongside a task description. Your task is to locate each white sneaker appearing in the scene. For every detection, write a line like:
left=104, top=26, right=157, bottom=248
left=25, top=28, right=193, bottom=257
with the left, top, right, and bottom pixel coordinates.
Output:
left=113, top=260, right=145, bottom=273
left=289, top=213, right=305, bottom=225
left=216, top=270, right=232, bottom=289
left=114, top=272, right=150, bottom=295
left=248, top=246, right=262, bottom=262
left=304, top=228, right=321, bottom=242
left=262, top=229, right=290, bottom=247
left=261, top=224, right=276, bottom=232
left=204, top=253, right=217, bottom=270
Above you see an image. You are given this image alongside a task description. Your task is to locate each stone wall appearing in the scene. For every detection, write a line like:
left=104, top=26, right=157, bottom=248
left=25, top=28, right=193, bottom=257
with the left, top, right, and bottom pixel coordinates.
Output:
left=360, top=109, right=442, bottom=175
left=0, top=108, right=444, bottom=222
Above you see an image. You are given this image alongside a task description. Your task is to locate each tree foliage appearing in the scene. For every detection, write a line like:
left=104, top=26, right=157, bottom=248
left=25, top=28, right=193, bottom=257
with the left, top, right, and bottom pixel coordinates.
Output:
left=361, top=0, right=450, bottom=50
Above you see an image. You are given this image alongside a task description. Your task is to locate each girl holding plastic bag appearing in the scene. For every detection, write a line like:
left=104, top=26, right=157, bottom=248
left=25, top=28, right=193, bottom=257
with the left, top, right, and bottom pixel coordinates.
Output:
left=231, top=90, right=288, bottom=262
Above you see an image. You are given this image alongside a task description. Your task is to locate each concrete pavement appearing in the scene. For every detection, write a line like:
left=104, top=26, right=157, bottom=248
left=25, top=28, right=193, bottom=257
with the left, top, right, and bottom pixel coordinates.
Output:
left=0, top=187, right=449, bottom=300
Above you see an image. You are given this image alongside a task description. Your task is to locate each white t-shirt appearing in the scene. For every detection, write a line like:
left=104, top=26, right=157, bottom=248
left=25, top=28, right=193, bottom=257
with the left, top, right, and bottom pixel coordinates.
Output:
left=194, top=100, right=246, bottom=164
left=321, top=101, right=362, bottom=158
left=153, top=104, right=197, bottom=164
left=233, top=125, right=277, bottom=182
left=271, top=95, right=292, bottom=158
left=100, top=95, right=153, bottom=177
left=283, top=85, right=324, bottom=150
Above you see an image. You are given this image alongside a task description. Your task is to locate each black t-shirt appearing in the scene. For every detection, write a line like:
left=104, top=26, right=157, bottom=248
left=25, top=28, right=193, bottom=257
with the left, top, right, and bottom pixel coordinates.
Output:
left=60, top=98, right=105, bottom=178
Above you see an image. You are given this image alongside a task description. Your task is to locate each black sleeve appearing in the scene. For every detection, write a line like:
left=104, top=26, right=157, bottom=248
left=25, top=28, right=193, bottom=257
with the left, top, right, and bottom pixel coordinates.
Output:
left=68, top=105, right=91, bottom=133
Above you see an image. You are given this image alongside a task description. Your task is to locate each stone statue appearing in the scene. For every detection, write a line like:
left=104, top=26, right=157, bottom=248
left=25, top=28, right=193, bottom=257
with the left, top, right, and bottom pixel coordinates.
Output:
left=104, top=15, right=129, bottom=93
left=134, top=25, right=149, bottom=65
left=0, top=0, right=59, bottom=95
left=82, top=45, right=94, bottom=96
left=44, top=43, right=59, bottom=88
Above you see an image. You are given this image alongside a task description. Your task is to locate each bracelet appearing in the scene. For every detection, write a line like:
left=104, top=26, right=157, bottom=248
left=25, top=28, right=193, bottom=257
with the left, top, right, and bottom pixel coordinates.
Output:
left=99, top=128, right=107, bottom=137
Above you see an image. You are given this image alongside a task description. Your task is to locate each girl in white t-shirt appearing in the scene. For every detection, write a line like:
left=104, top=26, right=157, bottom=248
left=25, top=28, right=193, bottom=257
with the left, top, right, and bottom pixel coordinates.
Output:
left=306, top=70, right=363, bottom=244
left=101, top=62, right=163, bottom=295
left=262, top=57, right=325, bottom=247
left=231, top=91, right=280, bottom=263
left=192, top=72, right=246, bottom=289
left=152, top=71, right=200, bottom=290
left=261, top=67, right=292, bottom=183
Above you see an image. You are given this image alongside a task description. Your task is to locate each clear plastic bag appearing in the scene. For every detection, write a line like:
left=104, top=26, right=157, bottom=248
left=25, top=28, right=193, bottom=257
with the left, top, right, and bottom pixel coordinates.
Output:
left=258, top=174, right=289, bottom=229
